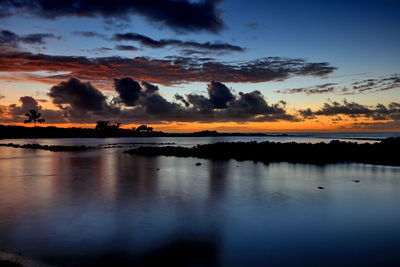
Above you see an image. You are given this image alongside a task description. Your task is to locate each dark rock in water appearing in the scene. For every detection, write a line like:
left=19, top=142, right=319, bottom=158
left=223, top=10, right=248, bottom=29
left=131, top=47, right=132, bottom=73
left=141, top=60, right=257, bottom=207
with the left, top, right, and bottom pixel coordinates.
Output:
left=318, top=186, right=325, bottom=189
left=156, top=168, right=160, bottom=171
left=353, top=180, right=360, bottom=183
left=195, top=162, right=202, bottom=166
left=236, top=165, right=239, bottom=167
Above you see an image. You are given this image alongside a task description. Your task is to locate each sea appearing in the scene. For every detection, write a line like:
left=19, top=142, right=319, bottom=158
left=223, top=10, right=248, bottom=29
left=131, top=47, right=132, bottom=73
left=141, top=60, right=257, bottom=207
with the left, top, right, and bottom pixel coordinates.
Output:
left=0, top=132, right=399, bottom=266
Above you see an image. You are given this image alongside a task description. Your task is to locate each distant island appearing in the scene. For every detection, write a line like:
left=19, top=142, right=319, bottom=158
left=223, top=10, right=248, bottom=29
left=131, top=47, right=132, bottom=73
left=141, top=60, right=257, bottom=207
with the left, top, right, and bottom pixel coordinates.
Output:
left=126, top=137, right=400, bottom=166
left=0, top=124, right=290, bottom=139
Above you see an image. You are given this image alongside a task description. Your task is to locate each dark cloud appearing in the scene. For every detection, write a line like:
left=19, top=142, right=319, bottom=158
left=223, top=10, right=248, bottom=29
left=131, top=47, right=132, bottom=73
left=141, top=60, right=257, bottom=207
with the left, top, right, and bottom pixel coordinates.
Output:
left=276, top=74, right=400, bottom=95
left=0, top=30, right=18, bottom=48
left=172, top=81, right=296, bottom=122
left=17, top=96, right=39, bottom=112
left=276, top=83, right=338, bottom=95
left=174, top=94, right=190, bottom=107
left=3, top=96, right=66, bottom=123
left=113, top=77, right=142, bottom=106
left=3, top=78, right=397, bottom=128
left=299, top=99, right=400, bottom=121
left=0, top=29, right=59, bottom=45
left=185, top=94, right=213, bottom=111
left=207, top=81, right=235, bottom=108
left=0, top=52, right=336, bottom=86
left=0, top=29, right=59, bottom=51
left=140, top=81, right=159, bottom=94
left=112, top=32, right=244, bottom=53
left=49, top=78, right=108, bottom=112
left=0, top=0, right=225, bottom=33
left=19, top=33, right=60, bottom=44
left=46, top=78, right=297, bottom=123
left=115, top=45, right=139, bottom=51
left=0, top=95, right=4, bottom=99
left=140, top=94, right=180, bottom=115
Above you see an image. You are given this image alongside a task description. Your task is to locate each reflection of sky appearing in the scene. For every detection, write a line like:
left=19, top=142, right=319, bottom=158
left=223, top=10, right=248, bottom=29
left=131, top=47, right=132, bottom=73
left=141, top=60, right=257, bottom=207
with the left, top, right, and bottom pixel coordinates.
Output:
left=1, top=146, right=400, bottom=265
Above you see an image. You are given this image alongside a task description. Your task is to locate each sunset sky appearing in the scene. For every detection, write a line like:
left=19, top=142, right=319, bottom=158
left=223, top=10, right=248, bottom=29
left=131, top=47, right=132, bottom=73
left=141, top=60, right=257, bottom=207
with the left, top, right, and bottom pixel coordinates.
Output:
left=0, top=0, right=399, bottom=132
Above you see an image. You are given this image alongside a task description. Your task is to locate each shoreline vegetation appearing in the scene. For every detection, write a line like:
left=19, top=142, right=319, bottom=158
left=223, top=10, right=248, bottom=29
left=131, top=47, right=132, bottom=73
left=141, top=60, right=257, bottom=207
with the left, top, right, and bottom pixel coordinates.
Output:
left=0, top=136, right=399, bottom=166
left=0, top=125, right=291, bottom=139
left=0, top=142, right=176, bottom=152
left=126, top=137, right=400, bottom=166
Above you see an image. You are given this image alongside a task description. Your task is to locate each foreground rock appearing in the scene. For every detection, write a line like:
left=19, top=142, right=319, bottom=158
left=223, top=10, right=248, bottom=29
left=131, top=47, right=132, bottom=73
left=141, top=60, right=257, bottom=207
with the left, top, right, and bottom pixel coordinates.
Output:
left=0, top=143, right=92, bottom=152
left=126, top=137, right=400, bottom=166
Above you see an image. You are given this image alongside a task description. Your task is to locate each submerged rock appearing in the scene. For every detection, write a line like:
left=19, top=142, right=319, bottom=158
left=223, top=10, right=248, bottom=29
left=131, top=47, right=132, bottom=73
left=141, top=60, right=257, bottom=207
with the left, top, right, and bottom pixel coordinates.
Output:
left=195, top=162, right=202, bottom=166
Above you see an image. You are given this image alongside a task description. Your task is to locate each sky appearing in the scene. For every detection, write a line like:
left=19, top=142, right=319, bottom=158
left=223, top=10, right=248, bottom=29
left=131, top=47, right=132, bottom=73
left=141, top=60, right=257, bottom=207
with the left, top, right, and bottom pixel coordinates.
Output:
left=0, top=0, right=399, bottom=132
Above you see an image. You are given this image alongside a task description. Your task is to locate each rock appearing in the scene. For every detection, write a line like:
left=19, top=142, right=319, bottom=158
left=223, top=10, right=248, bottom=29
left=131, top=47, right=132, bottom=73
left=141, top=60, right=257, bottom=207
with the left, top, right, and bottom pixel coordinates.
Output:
left=195, top=162, right=202, bottom=166
left=353, top=180, right=360, bottom=183
left=318, top=186, right=325, bottom=189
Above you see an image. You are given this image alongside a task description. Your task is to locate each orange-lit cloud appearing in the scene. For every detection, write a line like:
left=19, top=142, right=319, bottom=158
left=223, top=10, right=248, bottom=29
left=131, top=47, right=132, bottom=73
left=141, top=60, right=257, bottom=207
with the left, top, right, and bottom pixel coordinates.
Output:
left=0, top=52, right=336, bottom=86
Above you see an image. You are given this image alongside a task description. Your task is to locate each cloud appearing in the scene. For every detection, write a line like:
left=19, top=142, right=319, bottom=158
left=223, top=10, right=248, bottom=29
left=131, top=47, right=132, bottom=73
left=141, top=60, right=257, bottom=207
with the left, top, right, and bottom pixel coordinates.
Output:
left=276, top=83, right=338, bottom=95
left=276, top=74, right=400, bottom=95
left=0, top=30, right=19, bottom=49
left=174, top=94, right=190, bottom=107
left=0, top=29, right=59, bottom=50
left=2, top=96, right=66, bottom=123
left=48, top=78, right=109, bottom=112
left=19, top=33, right=60, bottom=44
left=113, top=77, right=142, bottom=106
left=2, top=78, right=397, bottom=129
left=0, top=0, right=225, bottom=33
left=46, top=78, right=297, bottom=123
left=172, top=81, right=296, bottom=122
left=112, top=32, right=245, bottom=53
left=72, top=31, right=107, bottom=39
left=140, top=81, right=159, bottom=94
left=299, top=99, right=400, bottom=121
left=0, top=52, right=336, bottom=86
left=115, top=45, right=139, bottom=51
left=84, top=47, right=112, bottom=55
left=207, top=81, right=235, bottom=108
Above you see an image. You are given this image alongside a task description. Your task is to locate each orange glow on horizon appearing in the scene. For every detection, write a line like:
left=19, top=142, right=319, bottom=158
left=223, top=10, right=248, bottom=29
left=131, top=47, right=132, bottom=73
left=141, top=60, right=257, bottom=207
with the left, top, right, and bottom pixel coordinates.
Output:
left=3, top=118, right=399, bottom=133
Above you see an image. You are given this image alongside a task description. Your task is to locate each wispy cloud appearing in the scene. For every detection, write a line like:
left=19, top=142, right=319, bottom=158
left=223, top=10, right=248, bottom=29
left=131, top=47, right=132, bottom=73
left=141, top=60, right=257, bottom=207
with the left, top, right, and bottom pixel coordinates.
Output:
left=0, top=52, right=336, bottom=86
left=112, top=32, right=245, bottom=54
left=0, top=29, right=60, bottom=51
left=275, top=74, right=400, bottom=95
left=299, top=99, right=400, bottom=122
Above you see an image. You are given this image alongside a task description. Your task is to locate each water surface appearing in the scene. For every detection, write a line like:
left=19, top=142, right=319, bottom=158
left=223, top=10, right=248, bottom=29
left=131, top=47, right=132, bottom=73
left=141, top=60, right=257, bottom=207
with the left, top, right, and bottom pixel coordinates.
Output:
left=0, top=137, right=400, bottom=266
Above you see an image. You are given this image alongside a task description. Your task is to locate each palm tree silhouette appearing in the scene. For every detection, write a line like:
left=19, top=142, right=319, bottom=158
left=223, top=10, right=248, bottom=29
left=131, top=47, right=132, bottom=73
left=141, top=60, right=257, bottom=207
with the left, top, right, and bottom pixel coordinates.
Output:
left=24, top=109, right=45, bottom=127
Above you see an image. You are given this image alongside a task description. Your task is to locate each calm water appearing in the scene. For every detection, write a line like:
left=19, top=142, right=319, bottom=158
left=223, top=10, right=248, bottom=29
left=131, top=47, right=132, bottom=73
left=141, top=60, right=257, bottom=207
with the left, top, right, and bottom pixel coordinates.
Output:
left=0, top=135, right=400, bottom=266
left=1, top=132, right=400, bottom=147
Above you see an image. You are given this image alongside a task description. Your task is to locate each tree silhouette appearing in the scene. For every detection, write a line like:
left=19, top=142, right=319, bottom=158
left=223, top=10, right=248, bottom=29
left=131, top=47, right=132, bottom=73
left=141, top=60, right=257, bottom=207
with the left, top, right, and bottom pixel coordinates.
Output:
left=95, top=121, right=121, bottom=131
left=135, top=125, right=153, bottom=133
left=24, top=109, right=45, bottom=127
left=95, top=121, right=111, bottom=131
